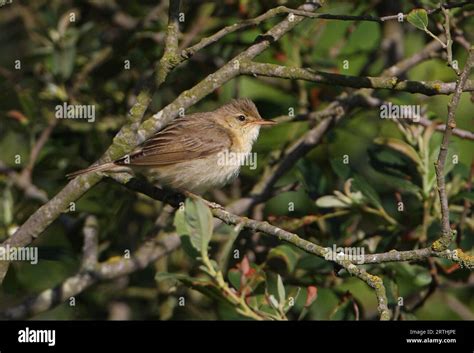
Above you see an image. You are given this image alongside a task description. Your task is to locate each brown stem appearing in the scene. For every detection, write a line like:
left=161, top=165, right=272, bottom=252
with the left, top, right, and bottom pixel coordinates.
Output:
left=432, top=46, right=474, bottom=252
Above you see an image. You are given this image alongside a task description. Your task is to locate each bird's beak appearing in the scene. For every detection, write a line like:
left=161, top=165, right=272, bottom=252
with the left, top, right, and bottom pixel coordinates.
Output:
left=252, top=119, right=277, bottom=126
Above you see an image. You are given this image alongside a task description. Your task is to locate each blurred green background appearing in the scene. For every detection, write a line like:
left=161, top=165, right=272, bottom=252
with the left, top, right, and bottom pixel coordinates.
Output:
left=0, top=0, right=473, bottom=320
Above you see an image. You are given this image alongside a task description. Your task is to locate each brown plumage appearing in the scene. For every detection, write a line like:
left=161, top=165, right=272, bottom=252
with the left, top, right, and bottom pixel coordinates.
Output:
left=67, top=99, right=275, bottom=192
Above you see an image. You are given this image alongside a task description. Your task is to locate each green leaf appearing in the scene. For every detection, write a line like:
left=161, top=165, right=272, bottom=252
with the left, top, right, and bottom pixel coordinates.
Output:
left=352, top=175, right=382, bottom=210
left=158, top=297, right=177, bottom=321
left=296, top=160, right=327, bottom=195
left=277, top=275, right=286, bottom=304
left=180, top=235, right=201, bottom=259
left=173, top=207, right=188, bottom=236
left=173, top=206, right=200, bottom=259
left=17, top=90, right=36, bottom=121
left=330, top=158, right=351, bottom=180
left=316, top=195, right=350, bottom=208
left=407, top=9, right=428, bottom=30
left=414, top=271, right=432, bottom=287
left=383, top=277, right=399, bottom=306
left=184, top=198, right=213, bottom=257
left=374, top=137, right=423, bottom=168
left=375, top=172, right=422, bottom=199
left=155, top=272, right=228, bottom=303
left=216, top=224, right=242, bottom=272
left=267, top=245, right=300, bottom=274
left=227, top=269, right=241, bottom=290
left=329, top=299, right=354, bottom=320
left=155, top=272, right=197, bottom=283
left=392, top=263, right=432, bottom=288
left=452, top=191, right=474, bottom=203
left=268, top=295, right=279, bottom=309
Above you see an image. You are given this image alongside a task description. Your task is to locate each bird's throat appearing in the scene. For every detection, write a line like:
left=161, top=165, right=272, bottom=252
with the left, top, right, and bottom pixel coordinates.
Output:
left=230, top=126, right=260, bottom=154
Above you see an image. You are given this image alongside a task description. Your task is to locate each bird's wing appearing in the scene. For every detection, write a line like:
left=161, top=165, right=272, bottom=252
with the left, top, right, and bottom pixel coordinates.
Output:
left=118, top=117, right=232, bottom=166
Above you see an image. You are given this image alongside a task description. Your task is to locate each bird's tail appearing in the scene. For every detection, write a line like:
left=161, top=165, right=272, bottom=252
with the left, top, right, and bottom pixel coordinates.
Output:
left=66, top=162, right=116, bottom=179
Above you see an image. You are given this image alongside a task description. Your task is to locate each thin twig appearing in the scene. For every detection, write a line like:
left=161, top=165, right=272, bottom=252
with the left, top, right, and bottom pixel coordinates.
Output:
left=0, top=161, right=49, bottom=203
left=20, top=119, right=57, bottom=183
left=432, top=46, right=474, bottom=252
left=410, top=116, right=474, bottom=141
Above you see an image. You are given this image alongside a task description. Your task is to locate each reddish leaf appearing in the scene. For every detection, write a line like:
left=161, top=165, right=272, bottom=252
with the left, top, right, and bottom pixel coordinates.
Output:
left=310, top=88, right=320, bottom=108
left=274, top=52, right=287, bottom=62
left=305, top=286, right=318, bottom=307
left=7, top=110, right=28, bottom=123
left=238, top=2, right=248, bottom=16
left=240, top=256, right=251, bottom=276
left=444, top=263, right=460, bottom=274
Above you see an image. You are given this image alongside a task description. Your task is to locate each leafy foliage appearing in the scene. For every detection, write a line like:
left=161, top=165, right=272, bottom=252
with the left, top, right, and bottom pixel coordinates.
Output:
left=0, top=0, right=473, bottom=320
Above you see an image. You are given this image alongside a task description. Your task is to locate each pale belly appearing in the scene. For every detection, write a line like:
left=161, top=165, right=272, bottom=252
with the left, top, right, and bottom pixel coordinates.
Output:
left=143, top=151, right=242, bottom=193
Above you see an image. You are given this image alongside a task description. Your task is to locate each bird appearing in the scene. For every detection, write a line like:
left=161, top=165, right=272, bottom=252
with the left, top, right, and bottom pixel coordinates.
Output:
left=66, top=98, right=275, bottom=193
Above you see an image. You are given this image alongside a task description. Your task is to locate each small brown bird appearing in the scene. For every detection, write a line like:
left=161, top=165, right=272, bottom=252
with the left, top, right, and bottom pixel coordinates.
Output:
left=67, top=99, right=275, bottom=193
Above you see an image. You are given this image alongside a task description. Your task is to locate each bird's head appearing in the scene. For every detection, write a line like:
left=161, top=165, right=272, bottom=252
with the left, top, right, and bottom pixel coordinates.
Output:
left=213, top=98, right=275, bottom=145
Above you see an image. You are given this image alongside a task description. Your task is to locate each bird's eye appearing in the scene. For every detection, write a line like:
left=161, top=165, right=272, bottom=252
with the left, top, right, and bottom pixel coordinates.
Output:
left=237, top=115, right=246, bottom=122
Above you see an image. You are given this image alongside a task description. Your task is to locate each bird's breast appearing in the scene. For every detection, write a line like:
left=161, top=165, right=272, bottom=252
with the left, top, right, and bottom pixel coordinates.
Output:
left=145, top=151, right=241, bottom=193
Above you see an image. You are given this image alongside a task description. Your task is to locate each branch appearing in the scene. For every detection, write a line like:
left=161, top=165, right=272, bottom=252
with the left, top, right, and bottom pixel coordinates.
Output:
left=155, top=0, right=181, bottom=85
left=6, top=171, right=474, bottom=319
left=170, top=2, right=470, bottom=74
left=21, top=119, right=57, bottom=183
left=381, top=38, right=445, bottom=77
left=240, top=61, right=474, bottom=96
left=333, top=92, right=474, bottom=141
left=432, top=46, right=474, bottom=252
left=181, top=5, right=316, bottom=59
left=361, top=247, right=473, bottom=268
left=0, top=2, right=321, bottom=284
left=0, top=233, right=180, bottom=319
left=113, top=177, right=392, bottom=320
left=410, top=116, right=474, bottom=141
left=327, top=2, right=473, bottom=23
left=80, top=215, right=99, bottom=272
left=0, top=161, right=49, bottom=203
left=179, top=1, right=473, bottom=32
left=228, top=38, right=446, bottom=216
left=115, top=178, right=474, bottom=317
